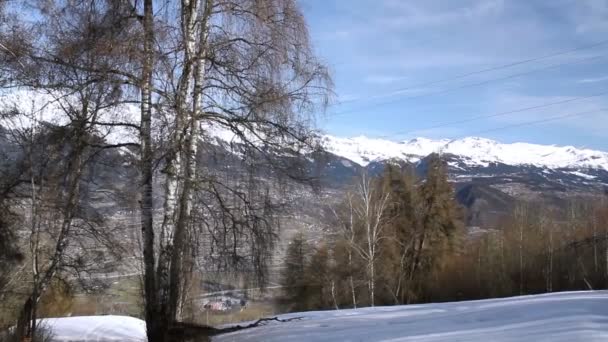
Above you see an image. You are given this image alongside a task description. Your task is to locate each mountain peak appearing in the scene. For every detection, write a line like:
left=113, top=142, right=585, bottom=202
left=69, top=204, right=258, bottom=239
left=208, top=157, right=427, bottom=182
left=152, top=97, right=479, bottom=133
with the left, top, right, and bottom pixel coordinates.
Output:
left=321, top=134, right=608, bottom=170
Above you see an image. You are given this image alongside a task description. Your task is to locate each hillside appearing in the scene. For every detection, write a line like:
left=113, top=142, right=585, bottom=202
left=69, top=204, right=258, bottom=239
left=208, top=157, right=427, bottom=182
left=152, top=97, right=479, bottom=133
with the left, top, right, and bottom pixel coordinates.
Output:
left=317, top=134, right=608, bottom=227
left=214, top=291, right=608, bottom=342
left=36, top=291, right=608, bottom=341
left=3, top=124, right=608, bottom=230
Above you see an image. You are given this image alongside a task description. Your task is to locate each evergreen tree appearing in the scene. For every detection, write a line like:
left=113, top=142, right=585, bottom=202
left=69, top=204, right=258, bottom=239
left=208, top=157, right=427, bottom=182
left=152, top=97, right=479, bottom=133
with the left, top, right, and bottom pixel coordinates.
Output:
left=379, top=164, right=421, bottom=303
left=305, top=245, right=332, bottom=310
left=281, top=233, right=310, bottom=310
left=421, top=155, right=461, bottom=233
left=414, top=154, right=463, bottom=281
left=379, top=157, right=463, bottom=303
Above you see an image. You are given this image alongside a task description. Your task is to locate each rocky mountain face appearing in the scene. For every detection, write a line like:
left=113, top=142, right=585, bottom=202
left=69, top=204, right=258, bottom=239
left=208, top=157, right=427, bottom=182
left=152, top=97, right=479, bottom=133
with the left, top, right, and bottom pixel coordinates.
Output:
left=317, top=135, right=608, bottom=227
left=3, top=123, right=608, bottom=230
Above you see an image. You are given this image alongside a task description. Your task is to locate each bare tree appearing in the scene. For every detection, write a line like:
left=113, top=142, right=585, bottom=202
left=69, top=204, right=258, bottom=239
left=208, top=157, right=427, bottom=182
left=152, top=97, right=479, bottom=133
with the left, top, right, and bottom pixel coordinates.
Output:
left=2, top=2, right=330, bottom=340
left=347, top=173, right=390, bottom=307
left=90, top=0, right=333, bottom=339
left=332, top=193, right=359, bottom=308
left=1, top=2, right=137, bottom=338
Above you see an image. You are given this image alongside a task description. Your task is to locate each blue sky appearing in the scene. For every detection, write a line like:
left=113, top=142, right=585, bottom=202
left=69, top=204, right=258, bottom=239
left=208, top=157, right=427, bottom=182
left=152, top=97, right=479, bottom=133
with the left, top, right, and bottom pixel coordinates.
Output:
left=301, top=0, right=608, bottom=150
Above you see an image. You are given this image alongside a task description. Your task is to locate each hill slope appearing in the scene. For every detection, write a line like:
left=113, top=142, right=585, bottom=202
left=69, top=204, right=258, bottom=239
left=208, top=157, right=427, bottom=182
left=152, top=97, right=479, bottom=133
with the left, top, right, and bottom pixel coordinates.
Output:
left=214, top=291, right=608, bottom=342
left=37, top=291, right=608, bottom=341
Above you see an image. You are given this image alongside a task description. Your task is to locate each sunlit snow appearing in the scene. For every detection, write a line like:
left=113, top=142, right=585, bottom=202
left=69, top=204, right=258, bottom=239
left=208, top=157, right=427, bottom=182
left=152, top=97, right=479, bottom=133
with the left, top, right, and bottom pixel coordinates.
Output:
left=322, top=135, right=608, bottom=170
left=41, top=291, right=608, bottom=341
left=215, top=291, right=608, bottom=342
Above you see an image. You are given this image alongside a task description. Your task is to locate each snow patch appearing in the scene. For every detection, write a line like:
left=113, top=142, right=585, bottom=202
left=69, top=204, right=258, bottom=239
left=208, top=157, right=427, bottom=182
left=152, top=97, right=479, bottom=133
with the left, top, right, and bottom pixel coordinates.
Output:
left=41, top=315, right=146, bottom=341
left=568, top=171, right=597, bottom=180
left=340, top=160, right=354, bottom=168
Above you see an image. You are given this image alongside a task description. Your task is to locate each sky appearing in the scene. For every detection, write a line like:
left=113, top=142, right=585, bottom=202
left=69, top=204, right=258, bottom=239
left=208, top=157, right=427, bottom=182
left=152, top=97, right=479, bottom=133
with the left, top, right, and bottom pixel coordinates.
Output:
left=300, top=0, right=608, bottom=150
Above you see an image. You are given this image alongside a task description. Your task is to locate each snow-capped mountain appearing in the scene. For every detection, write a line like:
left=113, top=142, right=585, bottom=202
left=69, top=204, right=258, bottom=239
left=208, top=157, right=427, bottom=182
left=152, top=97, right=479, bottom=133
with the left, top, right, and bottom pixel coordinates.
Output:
left=322, top=135, right=608, bottom=171
left=318, top=135, right=608, bottom=227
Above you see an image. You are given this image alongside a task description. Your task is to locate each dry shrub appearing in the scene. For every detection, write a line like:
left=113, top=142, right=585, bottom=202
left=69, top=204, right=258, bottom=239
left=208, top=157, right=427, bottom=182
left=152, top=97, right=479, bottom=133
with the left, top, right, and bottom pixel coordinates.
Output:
left=38, top=280, right=74, bottom=318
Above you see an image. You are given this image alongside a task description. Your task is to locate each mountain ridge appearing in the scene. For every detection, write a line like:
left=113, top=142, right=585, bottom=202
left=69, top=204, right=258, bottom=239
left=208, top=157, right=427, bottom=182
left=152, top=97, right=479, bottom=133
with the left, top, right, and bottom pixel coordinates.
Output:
left=321, top=134, right=608, bottom=171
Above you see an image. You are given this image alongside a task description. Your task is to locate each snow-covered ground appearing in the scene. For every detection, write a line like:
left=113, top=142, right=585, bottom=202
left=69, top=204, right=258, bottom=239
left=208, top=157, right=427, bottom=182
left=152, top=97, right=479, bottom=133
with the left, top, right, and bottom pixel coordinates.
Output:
left=39, top=291, right=608, bottom=341
left=214, top=291, right=608, bottom=342
left=40, top=315, right=146, bottom=341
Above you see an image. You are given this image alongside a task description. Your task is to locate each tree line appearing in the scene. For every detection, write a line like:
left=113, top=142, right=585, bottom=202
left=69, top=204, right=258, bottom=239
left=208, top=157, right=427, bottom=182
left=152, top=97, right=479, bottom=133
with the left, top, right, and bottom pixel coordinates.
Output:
left=431, top=199, right=608, bottom=302
left=281, top=156, right=608, bottom=311
left=282, top=155, right=464, bottom=310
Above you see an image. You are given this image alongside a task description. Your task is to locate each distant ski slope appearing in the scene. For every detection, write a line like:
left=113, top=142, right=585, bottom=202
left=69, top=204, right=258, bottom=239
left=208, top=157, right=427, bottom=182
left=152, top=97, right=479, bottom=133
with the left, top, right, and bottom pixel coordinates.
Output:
left=214, top=291, right=608, bottom=342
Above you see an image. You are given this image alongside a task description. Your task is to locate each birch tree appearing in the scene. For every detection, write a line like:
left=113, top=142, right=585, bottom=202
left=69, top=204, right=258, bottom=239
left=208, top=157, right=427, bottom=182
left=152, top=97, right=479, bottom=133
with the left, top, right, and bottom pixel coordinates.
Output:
left=2, top=1, right=330, bottom=340
left=348, top=173, right=390, bottom=307
left=332, top=193, right=359, bottom=308
left=1, top=2, right=136, bottom=339
left=135, top=0, right=330, bottom=339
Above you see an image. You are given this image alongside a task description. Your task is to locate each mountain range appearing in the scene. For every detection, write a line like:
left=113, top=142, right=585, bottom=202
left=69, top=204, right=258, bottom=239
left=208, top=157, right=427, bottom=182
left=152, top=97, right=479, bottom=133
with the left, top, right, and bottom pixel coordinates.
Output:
left=314, top=134, right=608, bottom=227
left=2, top=118, right=608, bottom=228
left=321, top=135, right=608, bottom=171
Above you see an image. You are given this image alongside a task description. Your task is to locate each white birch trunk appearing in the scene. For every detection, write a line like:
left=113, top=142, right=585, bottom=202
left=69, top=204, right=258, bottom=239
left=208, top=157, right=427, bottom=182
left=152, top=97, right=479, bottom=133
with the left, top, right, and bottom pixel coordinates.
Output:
left=168, top=0, right=213, bottom=321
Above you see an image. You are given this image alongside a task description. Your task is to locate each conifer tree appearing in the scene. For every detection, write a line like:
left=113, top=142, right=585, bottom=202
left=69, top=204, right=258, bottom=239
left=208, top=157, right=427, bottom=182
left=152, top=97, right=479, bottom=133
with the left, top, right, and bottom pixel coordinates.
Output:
left=281, top=233, right=310, bottom=310
left=379, top=164, right=421, bottom=303
left=412, top=154, right=463, bottom=280
left=305, top=244, right=333, bottom=310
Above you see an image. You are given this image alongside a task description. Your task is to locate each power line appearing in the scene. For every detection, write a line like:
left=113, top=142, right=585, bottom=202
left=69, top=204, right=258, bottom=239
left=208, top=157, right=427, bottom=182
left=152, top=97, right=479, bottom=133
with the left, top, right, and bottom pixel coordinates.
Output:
left=451, top=107, right=607, bottom=139
left=339, top=38, right=608, bottom=106
left=330, top=53, right=606, bottom=118
left=333, top=38, right=608, bottom=109
left=379, top=89, right=608, bottom=139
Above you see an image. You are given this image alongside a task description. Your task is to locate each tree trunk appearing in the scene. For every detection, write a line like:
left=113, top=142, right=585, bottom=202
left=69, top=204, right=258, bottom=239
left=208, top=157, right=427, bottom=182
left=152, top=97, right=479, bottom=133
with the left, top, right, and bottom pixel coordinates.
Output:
left=167, top=0, right=213, bottom=322
left=369, top=260, right=375, bottom=307
left=519, top=217, right=524, bottom=295
left=347, top=199, right=357, bottom=309
left=331, top=280, right=339, bottom=310
left=605, top=221, right=608, bottom=288
left=548, top=229, right=553, bottom=292
left=410, top=231, right=427, bottom=282
left=140, top=0, right=162, bottom=341
left=28, top=125, right=41, bottom=341
left=593, top=216, right=598, bottom=273
left=349, top=274, right=357, bottom=309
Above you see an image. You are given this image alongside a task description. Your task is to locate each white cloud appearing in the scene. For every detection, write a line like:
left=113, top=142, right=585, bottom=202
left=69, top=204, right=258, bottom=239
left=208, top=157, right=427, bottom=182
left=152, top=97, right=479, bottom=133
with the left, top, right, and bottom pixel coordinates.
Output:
left=377, top=0, right=505, bottom=31
left=578, top=76, right=608, bottom=83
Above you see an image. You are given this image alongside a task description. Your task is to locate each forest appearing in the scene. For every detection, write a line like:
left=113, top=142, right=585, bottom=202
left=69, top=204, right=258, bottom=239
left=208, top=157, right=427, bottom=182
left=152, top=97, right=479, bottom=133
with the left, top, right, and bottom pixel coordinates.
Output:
left=281, top=159, right=608, bottom=311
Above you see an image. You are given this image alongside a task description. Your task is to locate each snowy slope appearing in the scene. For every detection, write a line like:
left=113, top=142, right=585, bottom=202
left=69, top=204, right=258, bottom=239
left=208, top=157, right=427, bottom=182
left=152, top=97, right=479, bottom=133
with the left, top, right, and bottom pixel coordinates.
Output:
left=322, top=135, right=608, bottom=170
left=214, top=291, right=608, bottom=342
left=41, top=315, right=146, bottom=342
left=40, top=292, right=608, bottom=341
